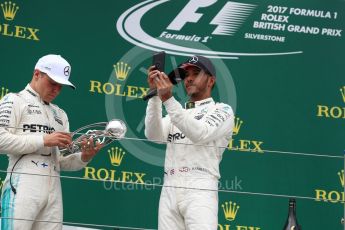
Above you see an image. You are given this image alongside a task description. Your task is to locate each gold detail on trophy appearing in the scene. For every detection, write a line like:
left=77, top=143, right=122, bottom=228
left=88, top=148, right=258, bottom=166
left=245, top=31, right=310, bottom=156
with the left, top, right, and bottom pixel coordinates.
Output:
left=338, top=169, right=344, bottom=187
left=232, top=117, right=243, bottom=136
left=340, top=86, right=345, bottom=103
left=222, top=201, right=240, bottom=221
left=113, top=62, right=131, bottom=81
left=1, top=1, right=19, bottom=21
left=108, top=146, right=125, bottom=166
left=0, top=86, right=9, bottom=100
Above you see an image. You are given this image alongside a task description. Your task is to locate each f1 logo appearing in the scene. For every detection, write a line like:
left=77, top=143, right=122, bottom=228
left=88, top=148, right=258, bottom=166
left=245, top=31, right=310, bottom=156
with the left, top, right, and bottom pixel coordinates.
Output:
left=167, top=0, right=217, bottom=31
left=167, top=0, right=256, bottom=36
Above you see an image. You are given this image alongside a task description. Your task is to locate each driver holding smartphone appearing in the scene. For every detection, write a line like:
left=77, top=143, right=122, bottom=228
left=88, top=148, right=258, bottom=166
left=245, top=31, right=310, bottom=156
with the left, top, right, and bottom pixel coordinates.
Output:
left=145, top=54, right=234, bottom=230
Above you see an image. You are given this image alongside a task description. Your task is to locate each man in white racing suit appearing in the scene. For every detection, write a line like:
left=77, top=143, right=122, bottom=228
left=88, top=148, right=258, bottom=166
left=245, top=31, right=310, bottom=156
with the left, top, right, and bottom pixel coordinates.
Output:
left=0, top=54, right=102, bottom=229
left=145, top=55, right=234, bottom=230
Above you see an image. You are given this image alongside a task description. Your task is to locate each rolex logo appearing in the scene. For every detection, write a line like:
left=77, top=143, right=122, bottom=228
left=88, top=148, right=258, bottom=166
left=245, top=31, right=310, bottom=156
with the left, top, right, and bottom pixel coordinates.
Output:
left=113, top=62, right=131, bottom=81
left=0, top=86, right=9, bottom=100
left=340, top=86, right=345, bottom=103
left=338, top=169, right=344, bottom=187
left=1, top=1, right=19, bottom=21
left=108, top=146, right=125, bottom=166
left=222, top=201, right=240, bottom=221
left=232, top=117, right=243, bottom=136
left=317, top=86, right=345, bottom=119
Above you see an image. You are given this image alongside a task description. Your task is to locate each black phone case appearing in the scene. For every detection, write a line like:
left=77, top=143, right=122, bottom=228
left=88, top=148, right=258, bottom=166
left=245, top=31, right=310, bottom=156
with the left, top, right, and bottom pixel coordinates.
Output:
left=152, top=51, right=166, bottom=72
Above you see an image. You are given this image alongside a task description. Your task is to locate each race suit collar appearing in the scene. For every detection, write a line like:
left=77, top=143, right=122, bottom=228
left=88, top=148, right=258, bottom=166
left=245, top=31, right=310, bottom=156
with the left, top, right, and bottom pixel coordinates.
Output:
left=185, top=97, right=214, bottom=109
left=25, top=84, right=49, bottom=105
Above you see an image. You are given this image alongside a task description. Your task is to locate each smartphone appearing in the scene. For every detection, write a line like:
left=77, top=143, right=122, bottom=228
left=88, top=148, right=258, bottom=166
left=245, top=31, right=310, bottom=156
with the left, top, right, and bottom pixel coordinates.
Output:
left=152, top=51, right=165, bottom=72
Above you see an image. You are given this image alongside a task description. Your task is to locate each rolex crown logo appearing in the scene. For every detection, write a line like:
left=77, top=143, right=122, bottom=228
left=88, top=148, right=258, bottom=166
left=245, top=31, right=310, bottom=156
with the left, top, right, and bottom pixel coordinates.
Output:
left=108, top=146, right=125, bottom=166
left=1, top=1, right=19, bottom=21
left=338, top=169, right=344, bottom=187
left=113, top=62, right=131, bottom=81
left=340, top=86, right=345, bottom=103
left=0, top=87, right=9, bottom=100
left=222, top=201, right=240, bottom=221
left=232, top=117, right=243, bottom=136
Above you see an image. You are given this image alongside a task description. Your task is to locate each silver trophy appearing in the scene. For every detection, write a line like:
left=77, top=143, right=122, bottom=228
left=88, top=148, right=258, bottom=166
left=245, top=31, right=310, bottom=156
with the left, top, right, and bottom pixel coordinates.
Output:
left=59, top=119, right=127, bottom=156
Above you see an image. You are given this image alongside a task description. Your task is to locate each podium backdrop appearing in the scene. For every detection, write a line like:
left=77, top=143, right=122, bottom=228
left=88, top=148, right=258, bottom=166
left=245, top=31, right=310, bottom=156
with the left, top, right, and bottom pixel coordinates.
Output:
left=0, top=0, right=344, bottom=229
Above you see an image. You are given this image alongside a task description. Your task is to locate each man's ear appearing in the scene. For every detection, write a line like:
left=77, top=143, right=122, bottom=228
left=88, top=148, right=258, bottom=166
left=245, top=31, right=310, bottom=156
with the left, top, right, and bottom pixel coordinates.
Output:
left=208, top=76, right=216, bottom=89
left=33, top=70, right=40, bottom=80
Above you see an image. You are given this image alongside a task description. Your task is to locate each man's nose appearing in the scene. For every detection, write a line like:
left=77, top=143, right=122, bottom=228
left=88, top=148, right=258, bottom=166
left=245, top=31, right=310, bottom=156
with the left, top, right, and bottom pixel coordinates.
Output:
left=54, top=85, right=62, bottom=92
left=185, top=76, right=193, bottom=83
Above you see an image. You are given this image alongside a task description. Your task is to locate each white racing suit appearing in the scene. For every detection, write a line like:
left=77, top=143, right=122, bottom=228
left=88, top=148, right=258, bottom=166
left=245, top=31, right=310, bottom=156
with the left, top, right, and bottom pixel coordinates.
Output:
left=145, top=96, right=234, bottom=230
left=0, top=84, right=88, bottom=230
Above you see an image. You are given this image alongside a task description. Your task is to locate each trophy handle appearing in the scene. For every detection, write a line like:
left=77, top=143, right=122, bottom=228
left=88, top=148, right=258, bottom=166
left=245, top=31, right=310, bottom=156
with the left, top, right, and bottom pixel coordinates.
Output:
left=71, top=122, right=108, bottom=138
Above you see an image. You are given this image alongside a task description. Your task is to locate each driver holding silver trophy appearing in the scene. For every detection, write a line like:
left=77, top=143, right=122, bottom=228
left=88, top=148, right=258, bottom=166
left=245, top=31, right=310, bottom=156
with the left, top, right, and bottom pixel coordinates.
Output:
left=0, top=54, right=104, bottom=230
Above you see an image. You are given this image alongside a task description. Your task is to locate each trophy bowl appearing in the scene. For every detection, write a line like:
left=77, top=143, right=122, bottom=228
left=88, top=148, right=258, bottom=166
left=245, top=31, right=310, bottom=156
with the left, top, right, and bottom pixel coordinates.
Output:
left=105, top=119, right=127, bottom=139
left=59, top=119, right=127, bottom=156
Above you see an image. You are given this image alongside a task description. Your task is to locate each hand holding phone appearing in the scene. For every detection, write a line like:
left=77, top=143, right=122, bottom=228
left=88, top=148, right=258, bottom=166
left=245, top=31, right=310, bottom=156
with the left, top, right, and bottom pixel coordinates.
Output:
left=144, top=51, right=166, bottom=101
left=152, top=51, right=165, bottom=72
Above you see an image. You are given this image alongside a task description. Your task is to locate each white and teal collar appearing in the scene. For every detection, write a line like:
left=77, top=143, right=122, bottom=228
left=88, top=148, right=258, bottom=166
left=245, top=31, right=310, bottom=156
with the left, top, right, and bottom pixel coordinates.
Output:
left=25, top=84, right=49, bottom=105
left=185, top=98, right=214, bottom=109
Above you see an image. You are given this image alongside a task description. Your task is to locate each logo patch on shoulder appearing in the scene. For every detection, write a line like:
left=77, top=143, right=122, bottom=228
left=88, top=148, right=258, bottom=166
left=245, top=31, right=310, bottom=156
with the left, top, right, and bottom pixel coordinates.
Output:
left=54, top=116, right=63, bottom=126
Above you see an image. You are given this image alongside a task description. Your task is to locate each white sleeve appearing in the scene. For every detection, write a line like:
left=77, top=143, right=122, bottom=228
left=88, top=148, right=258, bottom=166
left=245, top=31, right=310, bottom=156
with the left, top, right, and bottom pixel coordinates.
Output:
left=58, top=110, right=88, bottom=171
left=0, top=93, right=44, bottom=155
left=144, top=96, right=170, bottom=143
left=163, top=97, right=234, bottom=144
